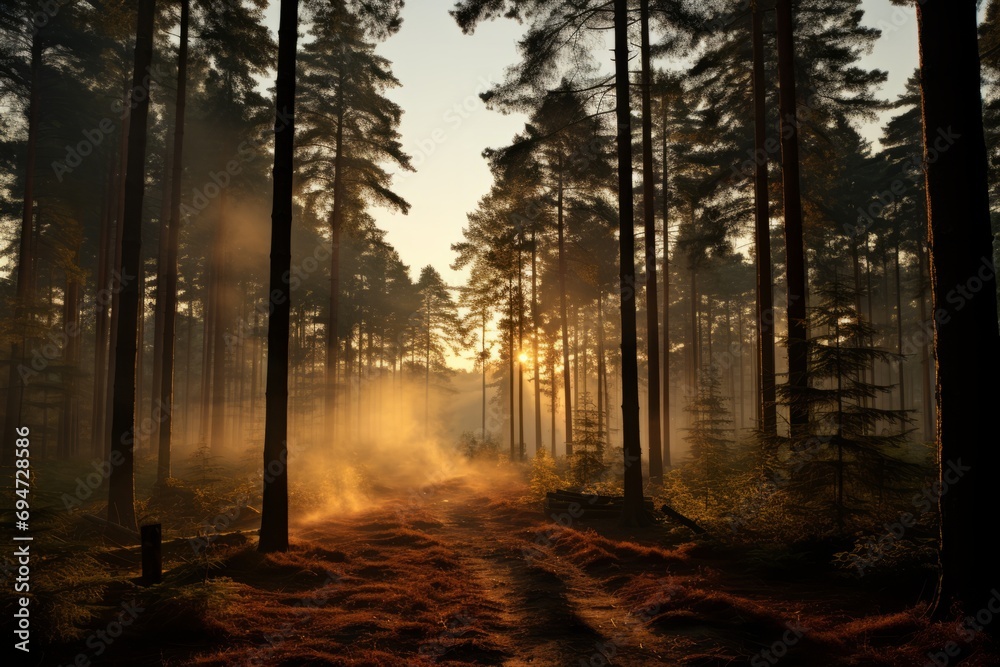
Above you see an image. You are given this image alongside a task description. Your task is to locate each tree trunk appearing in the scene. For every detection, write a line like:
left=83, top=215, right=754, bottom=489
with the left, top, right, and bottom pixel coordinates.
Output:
left=210, top=195, right=228, bottom=451
left=517, top=231, right=525, bottom=459
left=327, top=69, right=346, bottom=438
left=531, top=229, right=543, bottom=454
left=752, top=0, right=777, bottom=436
left=917, top=0, right=1000, bottom=619
left=156, top=0, right=189, bottom=485
left=508, top=281, right=516, bottom=460
left=917, top=241, right=934, bottom=441
left=60, top=269, right=81, bottom=458
left=481, top=315, right=487, bottom=439
left=660, top=98, right=671, bottom=469
left=775, top=0, right=808, bottom=439
left=106, top=77, right=132, bottom=458
left=614, top=0, right=646, bottom=525
left=894, top=238, right=905, bottom=424
left=150, top=138, right=172, bottom=458
left=557, top=162, right=573, bottom=456
left=259, top=0, right=298, bottom=554
left=107, top=0, right=156, bottom=531
left=91, top=154, right=116, bottom=456
left=640, top=0, right=662, bottom=486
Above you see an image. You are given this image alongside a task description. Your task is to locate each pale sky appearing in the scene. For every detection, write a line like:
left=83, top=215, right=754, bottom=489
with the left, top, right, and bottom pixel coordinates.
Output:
left=348, top=0, right=923, bottom=288
left=261, top=0, right=926, bottom=288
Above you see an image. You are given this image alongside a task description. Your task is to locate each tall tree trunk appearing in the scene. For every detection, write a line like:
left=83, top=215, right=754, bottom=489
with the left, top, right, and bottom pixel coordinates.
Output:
left=894, top=238, right=905, bottom=424
left=508, top=282, right=516, bottom=460
left=640, top=0, right=662, bottom=486
left=775, top=0, right=808, bottom=439
left=690, top=261, right=699, bottom=397
left=917, top=0, right=1000, bottom=619
left=517, top=231, right=525, bottom=459
left=60, top=269, right=81, bottom=458
left=917, top=241, right=934, bottom=441
left=752, top=0, right=777, bottom=436
left=614, top=0, right=646, bottom=525
left=259, top=0, right=298, bottom=554
left=199, top=286, right=212, bottom=443
left=597, top=293, right=606, bottom=447
left=150, top=138, right=172, bottom=458
left=531, top=229, right=542, bottom=454
left=660, top=99, right=671, bottom=469
left=106, top=77, right=132, bottom=458
left=2, top=34, right=42, bottom=466
left=557, top=161, right=573, bottom=455
left=327, top=70, right=345, bottom=438
left=481, top=314, right=487, bottom=440
left=91, top=155, right=116, bottom=456
left=107, top=0, right=156, bottom=531
left=210, top=196, right=228, bottom=451
left=156, top=0, right=189, bottom=485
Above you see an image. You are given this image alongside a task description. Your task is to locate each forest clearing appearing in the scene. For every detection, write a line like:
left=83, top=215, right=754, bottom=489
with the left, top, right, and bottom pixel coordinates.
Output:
left=3, top=0, right=1000, bottom=664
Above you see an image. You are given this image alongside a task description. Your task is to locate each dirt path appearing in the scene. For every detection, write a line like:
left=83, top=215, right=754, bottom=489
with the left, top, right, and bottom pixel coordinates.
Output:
left=51, top=473, right=940, bottom=666
left=169, top=475, right=700, bottom=666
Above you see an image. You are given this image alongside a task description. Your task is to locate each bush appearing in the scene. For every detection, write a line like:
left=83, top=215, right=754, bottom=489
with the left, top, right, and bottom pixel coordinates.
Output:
left=457, top=430, right=501, bottom=460
left=529, top=449, right=563, bottom=499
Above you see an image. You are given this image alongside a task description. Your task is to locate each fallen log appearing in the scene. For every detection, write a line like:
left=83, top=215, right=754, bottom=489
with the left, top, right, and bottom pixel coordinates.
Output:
left=659, top=503, right=708, bottom=535
left=81, top=513, right=141, bottom=543
left=546, top=490, right=653, bottom=504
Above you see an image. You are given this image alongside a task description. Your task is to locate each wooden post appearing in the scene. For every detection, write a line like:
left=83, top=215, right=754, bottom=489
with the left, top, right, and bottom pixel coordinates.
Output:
left=141, top=523, right=162, bottom=585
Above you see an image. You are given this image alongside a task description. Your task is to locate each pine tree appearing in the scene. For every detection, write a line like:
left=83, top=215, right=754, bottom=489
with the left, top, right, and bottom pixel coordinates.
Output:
left=683, top=367, right=733, bottom=509
left=780, top=280, right=916, bottom=533
left=258, top=0, right=297, bottom=554
left=570, top=392, right=607, bottom=486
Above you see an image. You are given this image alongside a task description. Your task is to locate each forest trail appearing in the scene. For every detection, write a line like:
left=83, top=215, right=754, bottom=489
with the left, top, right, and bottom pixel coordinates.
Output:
left=172, top=474, right=722, bottom=666
left=66, top=473, right=938, bottom=667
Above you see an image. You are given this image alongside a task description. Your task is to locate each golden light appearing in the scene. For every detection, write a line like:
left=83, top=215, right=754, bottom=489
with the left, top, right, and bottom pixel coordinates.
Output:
left=518, top=351, right=529, bottom=364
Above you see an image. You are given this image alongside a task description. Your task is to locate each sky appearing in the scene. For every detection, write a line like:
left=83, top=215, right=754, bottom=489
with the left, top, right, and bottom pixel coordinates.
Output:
left=343, top=0, right=924, bottom=288
left=259, top=0, right=927, bottom=288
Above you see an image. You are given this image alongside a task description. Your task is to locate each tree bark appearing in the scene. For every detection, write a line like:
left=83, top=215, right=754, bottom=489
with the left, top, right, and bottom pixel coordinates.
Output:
left=557, top=161, right=573, bottom=455
left=640, top=0, right=662, bottom=486
left=210, top=194, right=228, bottom=451
left=775, top=0, right=808, bottom=439
left=531, top=229, right=542, bottom=454
left=614, top=0, right=646, bottom=525
left=916, top=0, right=1000, bottom=619
left=156, top=0, right=189, bottom=485
left=259, top=0, right=298, bottom=554
left=327, top=67, right=346, bottom=439
left=660, top=97, right=671, bottom=469
left=107, top=0, right=157, bottom=531
left=752, top=0, right=777, bottom=436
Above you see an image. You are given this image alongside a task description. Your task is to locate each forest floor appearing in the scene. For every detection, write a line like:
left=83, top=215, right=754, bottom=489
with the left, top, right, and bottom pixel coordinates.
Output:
left=15, top=469, right=1000, bottom=667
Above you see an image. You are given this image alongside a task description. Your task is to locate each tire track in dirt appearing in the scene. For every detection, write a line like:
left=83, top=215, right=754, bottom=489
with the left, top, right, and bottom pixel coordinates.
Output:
left=412, top=482, right=690, bottom=666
